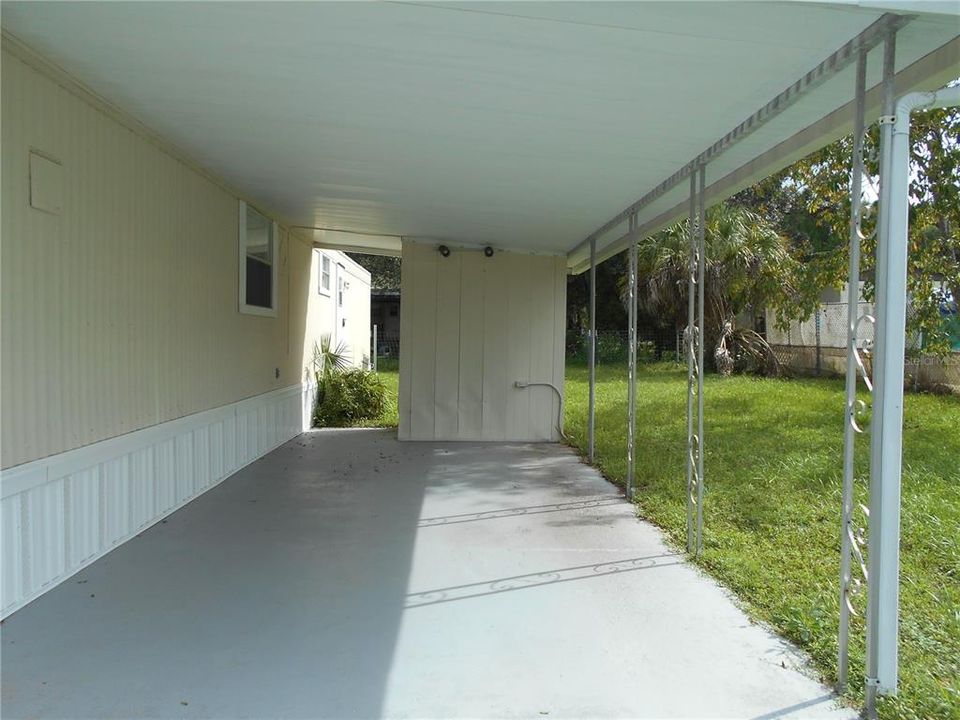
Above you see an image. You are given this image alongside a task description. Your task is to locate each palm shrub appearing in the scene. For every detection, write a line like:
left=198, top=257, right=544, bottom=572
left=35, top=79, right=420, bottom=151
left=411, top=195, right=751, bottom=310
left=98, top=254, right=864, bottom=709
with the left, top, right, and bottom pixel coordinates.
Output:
left=311, top=335, right=387, bottom=426
left=623, top=203, right=796, bottom=374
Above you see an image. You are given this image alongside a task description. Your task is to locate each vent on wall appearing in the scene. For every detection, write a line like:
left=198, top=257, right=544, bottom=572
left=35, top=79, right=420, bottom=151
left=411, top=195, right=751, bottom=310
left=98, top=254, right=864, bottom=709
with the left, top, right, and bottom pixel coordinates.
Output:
left=29, top=151, right=63, bottom=215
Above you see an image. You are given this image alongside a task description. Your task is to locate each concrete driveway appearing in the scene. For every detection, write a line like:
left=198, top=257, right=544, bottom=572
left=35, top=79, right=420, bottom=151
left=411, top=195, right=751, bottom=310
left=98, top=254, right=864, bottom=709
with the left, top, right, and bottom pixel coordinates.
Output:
left=1, top=429, right=852, bottom=719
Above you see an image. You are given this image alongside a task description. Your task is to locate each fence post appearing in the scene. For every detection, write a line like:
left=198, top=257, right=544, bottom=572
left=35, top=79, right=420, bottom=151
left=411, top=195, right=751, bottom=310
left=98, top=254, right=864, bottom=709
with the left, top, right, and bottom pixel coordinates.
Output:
left=373, top=324, right=378, bottom=373
left=815, top=308, right=823, bottom=375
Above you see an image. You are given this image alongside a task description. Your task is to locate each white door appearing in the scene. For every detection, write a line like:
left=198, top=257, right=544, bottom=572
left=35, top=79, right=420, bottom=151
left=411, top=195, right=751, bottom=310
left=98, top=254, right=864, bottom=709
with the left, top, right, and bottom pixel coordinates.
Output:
left=335, top=264, right=348, bottom=359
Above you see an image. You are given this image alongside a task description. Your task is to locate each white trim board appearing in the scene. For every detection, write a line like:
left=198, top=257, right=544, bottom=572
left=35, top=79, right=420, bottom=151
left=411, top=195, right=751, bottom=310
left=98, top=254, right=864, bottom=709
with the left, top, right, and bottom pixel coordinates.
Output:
left=0, top=382, right=317, bottom=619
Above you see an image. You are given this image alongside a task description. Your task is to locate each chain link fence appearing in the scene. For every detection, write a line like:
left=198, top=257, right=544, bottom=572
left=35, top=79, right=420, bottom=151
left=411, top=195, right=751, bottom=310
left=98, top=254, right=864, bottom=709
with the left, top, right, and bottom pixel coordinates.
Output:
left=370, top=329, right=400, bottom=371
left=566, top=326, right=685, bottom=366
left=767, top=303, right=960, bottom=394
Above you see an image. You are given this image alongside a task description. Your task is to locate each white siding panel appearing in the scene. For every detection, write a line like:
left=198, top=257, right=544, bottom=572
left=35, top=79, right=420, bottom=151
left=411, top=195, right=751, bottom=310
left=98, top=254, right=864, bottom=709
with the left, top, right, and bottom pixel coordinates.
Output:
left=130, top=447, right=154, bottom=530
left=209, top=420, right=224, bottom=485
left=505, top=254, right=532, bottom=441
left=1, top=496, right=24, bottom=611
left=193, top=426, right=211, bottom=491
left=457, top=252, right=485, bottom=439
left=223, top=415, right=238, bottom=475
left=236, top=412, right=249, bottom=467
left=529, top=257, right=557, bottom=440
left=102, top=456, right=130, bottom=546
left=155, top=438, right=177, bottom=514
left=409, top=245, right=438, bottom=441
left=246, top=408, right=259, bottom=462
left=0, top=382, right=316, bottom=619
left=25, top=478, right=65, bottom=592
left=175, top=433, right=194, bottom=504
left=66, top=468, right=100, bottom=566
left=399, top=241, right=564, bottom=442
left=434, top=252, right=462, bottom=439
left=481, top=251, right=509, bottom=441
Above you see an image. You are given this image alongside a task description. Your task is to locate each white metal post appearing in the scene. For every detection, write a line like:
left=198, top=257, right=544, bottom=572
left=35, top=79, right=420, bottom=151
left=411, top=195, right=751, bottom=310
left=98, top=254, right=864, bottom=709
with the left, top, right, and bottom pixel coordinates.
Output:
left=695, top=165, right=706, bottom=555
left=626, top=214, right=638, bottom=499
left=373, top=324, right=378, bottom=373
left=872, top=81, right=960, bottom=707
left=838, top=47, right=868, bottom=692
left=588, top=237, right=597, bottom=463
left=685, top=166, right=707, bottom=556
left=865, top=33, right=897, bottom=714
left=685, top=173, right=698, bottom=553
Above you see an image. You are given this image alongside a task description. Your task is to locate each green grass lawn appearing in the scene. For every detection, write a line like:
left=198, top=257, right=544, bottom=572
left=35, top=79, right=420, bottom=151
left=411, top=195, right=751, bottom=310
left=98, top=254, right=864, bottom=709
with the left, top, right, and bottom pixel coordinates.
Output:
left=376, top=363, right=958, bottom=719
left=375, top=364, right=399, bottom=428
left=564, top=362, right=959, bottom=720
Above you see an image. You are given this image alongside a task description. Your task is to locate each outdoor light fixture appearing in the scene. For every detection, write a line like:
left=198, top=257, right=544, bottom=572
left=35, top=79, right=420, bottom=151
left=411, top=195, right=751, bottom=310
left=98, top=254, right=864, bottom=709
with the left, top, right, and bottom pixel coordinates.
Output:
left=484, top=246, right=494, bottom=257
left=438, top=244, right=450, bottom=257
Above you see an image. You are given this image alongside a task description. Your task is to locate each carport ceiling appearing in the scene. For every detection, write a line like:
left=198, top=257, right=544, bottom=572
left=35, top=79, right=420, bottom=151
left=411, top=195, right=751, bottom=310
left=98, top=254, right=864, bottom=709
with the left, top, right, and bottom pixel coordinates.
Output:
left=2, top=2, right=958, bottom=264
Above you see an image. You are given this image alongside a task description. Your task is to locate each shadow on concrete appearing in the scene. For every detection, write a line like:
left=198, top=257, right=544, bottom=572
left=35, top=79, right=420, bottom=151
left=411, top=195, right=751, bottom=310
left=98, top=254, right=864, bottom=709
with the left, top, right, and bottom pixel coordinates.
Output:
left=749, top=694, right=839, bottom=720
left=417, top=496, right=621, bottom=527
left=405, top=553, right=680, bottom=608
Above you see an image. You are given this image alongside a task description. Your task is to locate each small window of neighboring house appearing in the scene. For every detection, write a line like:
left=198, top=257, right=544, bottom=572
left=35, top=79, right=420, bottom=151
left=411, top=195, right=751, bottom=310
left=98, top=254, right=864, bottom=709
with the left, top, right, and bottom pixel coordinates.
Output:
left=338, top=273, right=346, bottom=307
left=238, top=201, right=278, bottom=316
left=319, top=254, right=331, bottom=295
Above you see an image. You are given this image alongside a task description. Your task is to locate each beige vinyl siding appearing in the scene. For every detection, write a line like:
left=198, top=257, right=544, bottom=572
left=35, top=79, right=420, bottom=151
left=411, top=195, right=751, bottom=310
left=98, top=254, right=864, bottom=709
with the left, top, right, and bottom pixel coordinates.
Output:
left=398, top=240, right=566, bottom=442
left=0, top=47, right=328, bottom=469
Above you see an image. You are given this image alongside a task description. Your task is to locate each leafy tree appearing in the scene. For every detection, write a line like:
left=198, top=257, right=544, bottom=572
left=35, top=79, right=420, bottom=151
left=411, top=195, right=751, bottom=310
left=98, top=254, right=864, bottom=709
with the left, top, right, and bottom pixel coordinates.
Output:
left=348, top=253, right=401, bottom=289
left=566, top=251, right=629, bottom=352
left=735, top=102, right=960, bottom=356
left=622, top=203, right=798, bottom=363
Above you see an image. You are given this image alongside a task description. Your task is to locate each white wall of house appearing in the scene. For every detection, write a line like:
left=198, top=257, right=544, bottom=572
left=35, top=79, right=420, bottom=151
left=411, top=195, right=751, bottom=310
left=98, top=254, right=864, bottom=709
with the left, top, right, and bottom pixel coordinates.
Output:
left=307, top=249, right=373, bottom=369
left=0, top=44, right=369, bottom=617
left=398, top=240, right=566, bottom=442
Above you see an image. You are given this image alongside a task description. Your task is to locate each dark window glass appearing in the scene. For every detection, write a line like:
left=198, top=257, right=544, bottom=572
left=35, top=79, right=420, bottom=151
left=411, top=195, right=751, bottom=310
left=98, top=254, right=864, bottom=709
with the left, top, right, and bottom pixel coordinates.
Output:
left=246, top=256, right=272, bottom=308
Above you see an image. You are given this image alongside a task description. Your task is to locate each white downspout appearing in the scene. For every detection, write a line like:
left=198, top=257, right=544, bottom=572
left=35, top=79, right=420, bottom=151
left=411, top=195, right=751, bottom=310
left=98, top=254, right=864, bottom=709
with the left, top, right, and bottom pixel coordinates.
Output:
left=870, top=84, right=959, bottom=699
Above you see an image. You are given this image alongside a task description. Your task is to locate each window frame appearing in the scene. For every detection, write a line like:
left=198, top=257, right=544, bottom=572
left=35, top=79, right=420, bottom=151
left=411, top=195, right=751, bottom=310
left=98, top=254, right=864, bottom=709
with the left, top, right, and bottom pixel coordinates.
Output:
left=238, top=200, right=278, bottom=318
left=318, top=252, right=332, bottom=296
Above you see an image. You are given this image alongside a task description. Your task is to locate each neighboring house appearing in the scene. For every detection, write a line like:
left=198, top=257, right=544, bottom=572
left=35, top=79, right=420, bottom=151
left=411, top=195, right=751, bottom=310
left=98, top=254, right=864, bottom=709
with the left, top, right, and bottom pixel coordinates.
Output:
left=765, top=283, right=959, bottom=392
left=309, top=249, right=372, bottom=368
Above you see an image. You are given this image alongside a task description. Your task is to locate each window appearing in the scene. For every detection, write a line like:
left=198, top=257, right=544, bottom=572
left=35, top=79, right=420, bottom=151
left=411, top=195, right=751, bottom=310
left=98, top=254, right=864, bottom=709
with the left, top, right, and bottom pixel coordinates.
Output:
left=338, top=272, right=345, bottom=307
left=319, top=254, right=331, bottom=295
left=238, top=201, right=277, bottom=316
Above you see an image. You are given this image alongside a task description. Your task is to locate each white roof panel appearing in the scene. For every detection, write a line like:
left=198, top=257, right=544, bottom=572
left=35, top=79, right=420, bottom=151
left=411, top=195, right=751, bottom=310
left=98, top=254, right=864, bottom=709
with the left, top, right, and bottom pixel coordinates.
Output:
left=2, top=2, right=957, bottom=265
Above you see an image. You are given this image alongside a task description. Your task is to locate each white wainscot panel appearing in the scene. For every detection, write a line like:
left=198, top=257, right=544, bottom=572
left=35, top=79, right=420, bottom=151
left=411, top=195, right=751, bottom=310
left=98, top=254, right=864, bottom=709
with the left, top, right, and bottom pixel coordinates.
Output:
left=0, top=383, right=314, bottom=618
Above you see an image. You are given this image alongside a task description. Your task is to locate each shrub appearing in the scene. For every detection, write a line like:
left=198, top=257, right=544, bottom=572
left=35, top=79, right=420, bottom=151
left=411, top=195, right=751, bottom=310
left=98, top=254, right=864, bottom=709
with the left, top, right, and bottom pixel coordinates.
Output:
left=314, top=369, right=387, bottom=427
left=596, top=332, right=628, bottom=363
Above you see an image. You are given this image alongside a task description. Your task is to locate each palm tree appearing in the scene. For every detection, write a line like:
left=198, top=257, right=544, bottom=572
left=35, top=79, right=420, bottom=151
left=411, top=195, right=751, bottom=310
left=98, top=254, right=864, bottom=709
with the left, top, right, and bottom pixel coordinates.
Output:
left=621, top=203, right=796, bottom=372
